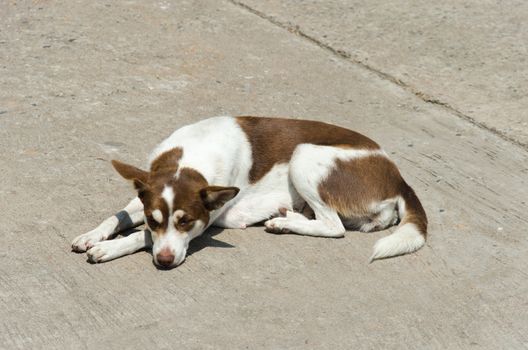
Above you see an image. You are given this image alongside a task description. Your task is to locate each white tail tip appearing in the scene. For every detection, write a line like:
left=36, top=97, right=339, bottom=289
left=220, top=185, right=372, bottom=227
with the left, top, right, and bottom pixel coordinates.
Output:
left=369, top=223, right=425, bottom=263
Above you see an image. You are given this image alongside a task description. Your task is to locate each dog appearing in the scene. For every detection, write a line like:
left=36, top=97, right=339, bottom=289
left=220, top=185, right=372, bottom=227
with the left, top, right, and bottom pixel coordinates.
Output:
left=72, top=116, right=427, bottom=268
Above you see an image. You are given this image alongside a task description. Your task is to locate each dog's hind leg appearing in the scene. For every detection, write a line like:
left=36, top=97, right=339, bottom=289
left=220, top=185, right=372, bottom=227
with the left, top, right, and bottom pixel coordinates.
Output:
left=264, top=145, right=346, bottom=238
left=72, top=197, right=144, bottom=252
left=87, top=229, right=151, bottom=263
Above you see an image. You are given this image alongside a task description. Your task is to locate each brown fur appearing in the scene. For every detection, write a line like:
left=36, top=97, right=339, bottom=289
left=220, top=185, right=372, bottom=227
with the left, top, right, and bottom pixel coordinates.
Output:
left=142, top=167, right=211, bottom=235
left=399, top=184, right=428, bottom=235
left=200, top=186, right=240, bottom=211
left=319, top=154, right=427, bottom=235
left=150, top=147, right=183, bottom=174
left=112, top=149, right=204, bottom=233
left=236, top=116, right=380, bottom=183
left=112, top=148, right=240, bottom=235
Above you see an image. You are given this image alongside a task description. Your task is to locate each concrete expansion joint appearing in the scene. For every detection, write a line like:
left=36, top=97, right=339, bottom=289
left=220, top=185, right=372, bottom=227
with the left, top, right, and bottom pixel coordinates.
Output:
left=228, top=0, right=528, bottom=152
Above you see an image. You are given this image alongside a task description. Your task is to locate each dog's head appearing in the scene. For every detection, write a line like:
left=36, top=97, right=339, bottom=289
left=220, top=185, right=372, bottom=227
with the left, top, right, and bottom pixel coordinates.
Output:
left=111, top=148, right=238, bottom=269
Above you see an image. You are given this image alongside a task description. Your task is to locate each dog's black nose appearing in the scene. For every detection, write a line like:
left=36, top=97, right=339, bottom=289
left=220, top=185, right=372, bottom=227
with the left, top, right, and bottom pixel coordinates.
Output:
left=156, top=250, right=175, bottom=267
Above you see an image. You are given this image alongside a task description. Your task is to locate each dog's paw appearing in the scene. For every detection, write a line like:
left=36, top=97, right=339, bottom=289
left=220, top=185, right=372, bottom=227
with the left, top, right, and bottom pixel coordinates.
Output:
left=215, top=210, right=249, bottom=229
left=71, top=230, right=107, bottom=252
left=215, top=220, right=247, bottom=229
left=264, top=217, right=290, bottom=234
left=86, top=240, right=122, bottom=263
left=222, top=220, right=247, bottom=229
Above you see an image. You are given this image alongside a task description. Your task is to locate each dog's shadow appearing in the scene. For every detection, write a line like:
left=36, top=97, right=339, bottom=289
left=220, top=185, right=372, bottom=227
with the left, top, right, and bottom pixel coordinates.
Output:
left=186, top=226, right=234, bottom=256
left=120, top=225, right=234, bottom=259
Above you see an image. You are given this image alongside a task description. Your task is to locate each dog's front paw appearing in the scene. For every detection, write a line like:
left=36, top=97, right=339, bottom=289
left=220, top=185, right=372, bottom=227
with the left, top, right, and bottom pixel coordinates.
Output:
left=71, top=230, right=107, bottom=252
left=86, top=240, right=121, bottom=263
left=264, top=218, right=290, bottom=234
left=216, top=209, right=249, bottom=229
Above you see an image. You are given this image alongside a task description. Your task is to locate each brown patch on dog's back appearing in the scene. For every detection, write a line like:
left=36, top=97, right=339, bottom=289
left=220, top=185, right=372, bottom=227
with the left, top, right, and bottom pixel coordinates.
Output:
left=236, top=116, right=380, bottom=183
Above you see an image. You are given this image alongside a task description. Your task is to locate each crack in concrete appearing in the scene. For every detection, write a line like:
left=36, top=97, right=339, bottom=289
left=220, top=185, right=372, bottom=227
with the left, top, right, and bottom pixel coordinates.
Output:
left=228, top=0, right=528, bottom=151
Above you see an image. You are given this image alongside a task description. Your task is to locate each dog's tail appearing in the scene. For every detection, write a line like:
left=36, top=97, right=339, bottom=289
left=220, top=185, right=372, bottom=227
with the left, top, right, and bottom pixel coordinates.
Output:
left=369, top=183, right=427, bottom=262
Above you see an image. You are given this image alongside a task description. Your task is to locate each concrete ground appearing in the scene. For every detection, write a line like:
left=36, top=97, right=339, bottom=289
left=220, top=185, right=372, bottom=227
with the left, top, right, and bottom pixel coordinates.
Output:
left=1, top=1, right=527, bottom=349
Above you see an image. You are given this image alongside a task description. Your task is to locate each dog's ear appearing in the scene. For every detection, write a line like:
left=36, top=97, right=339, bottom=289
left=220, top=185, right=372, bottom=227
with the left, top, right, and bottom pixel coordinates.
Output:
left=111, top=160, right=149, bottom=191
left=200, top=186, right=240, bottom=210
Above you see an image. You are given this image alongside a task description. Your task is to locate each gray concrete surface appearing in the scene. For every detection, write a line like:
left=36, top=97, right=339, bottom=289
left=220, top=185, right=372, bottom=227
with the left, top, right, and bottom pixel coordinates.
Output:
left=1, top=1, right=527, bottom=349
left=236, top=0, right=528, bottom=148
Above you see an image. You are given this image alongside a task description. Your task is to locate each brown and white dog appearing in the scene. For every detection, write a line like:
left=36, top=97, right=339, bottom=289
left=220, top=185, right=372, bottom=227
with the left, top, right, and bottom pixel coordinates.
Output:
left=72, top=117, right=427, bottom=268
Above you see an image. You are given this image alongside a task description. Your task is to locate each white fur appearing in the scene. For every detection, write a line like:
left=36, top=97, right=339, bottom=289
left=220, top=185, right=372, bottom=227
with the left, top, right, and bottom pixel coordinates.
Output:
left=149, top=117, right=253, bottom=187
left=173, top=209, right=185, bottom=223
left=397, top=196, right=406, bottom=219
left=290, top=144, right=387, bottom=184
left=285, top=210, right=309, bottom=221
left=152, top=219, right=205, bottom=266
left=369, top=223, right=425, bottom=262
left=358, top=198, right=399, bottom=232
left=215, top=163, right=302, bottom=229
left=152, top=209, right=163, bottom=224
left=87, top=230, right=149, bottom=263
left=161, top=186, right=174, bottom=214
left=72, top=197, right=144, bottom=252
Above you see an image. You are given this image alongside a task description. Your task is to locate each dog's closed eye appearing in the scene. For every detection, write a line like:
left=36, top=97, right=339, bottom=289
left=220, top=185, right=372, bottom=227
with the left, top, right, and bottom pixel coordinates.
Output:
left=177, top=215, right=195, bottom=230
